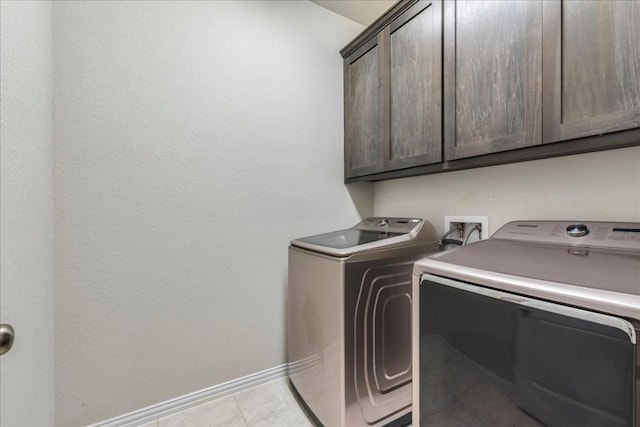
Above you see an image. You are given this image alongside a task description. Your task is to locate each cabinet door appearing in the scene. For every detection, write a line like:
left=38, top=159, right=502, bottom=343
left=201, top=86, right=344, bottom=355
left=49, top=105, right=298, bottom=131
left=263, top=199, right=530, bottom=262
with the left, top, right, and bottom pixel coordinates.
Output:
left=444, top=1, right=543, bottom=160
left=543, top=0, right=640, bottom=143
left=344, top=34, right=385, bottom=178
left=388, top=0, right=442, bottom=169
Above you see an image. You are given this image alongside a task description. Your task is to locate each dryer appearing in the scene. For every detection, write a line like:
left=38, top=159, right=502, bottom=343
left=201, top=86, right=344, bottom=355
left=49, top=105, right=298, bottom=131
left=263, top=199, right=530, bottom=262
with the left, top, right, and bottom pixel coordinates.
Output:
left=412, top=221, right=640, bottom=427
left=288, top=217, right=438, bottom=427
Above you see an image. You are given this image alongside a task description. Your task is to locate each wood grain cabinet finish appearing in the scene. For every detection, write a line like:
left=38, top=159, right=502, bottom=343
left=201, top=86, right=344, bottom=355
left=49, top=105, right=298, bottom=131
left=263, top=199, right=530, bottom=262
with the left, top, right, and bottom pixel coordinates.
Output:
left=444, top=0, right=543, bottom=161
left=343, top=0, right=442, bottom=179
left=543, top=0, right=640, bottom=143
left=344, top=35, right=385, bottom=178
left=341, top=0, right=640, bottom=182
left=388, top=0, right=442, bottom=170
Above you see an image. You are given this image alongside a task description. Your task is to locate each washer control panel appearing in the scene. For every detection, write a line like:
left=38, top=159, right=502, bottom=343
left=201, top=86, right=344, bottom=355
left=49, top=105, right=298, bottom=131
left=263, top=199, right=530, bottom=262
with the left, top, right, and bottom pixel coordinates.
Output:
left=355, top=217, right=423, bottom=234
left=493, top=221, right=640, bottom=250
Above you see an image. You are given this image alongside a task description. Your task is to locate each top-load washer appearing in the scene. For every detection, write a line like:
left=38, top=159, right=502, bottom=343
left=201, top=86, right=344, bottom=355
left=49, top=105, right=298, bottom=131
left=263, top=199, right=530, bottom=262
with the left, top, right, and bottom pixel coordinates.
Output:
left=412, top=220, right=640, bottom=427
left=288, top=217, right=439, bottom=427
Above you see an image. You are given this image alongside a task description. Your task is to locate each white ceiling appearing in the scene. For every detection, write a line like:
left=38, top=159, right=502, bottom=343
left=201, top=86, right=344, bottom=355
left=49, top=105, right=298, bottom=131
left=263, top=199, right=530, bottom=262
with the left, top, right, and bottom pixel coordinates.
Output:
left=311, top=0, right=398, bottom=26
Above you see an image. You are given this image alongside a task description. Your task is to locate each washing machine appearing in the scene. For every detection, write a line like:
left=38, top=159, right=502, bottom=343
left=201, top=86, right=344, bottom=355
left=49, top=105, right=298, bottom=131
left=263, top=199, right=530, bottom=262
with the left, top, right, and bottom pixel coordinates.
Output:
left=412, top=220, right=640, bottom=427
left=288, top=217, right=439, bottom=427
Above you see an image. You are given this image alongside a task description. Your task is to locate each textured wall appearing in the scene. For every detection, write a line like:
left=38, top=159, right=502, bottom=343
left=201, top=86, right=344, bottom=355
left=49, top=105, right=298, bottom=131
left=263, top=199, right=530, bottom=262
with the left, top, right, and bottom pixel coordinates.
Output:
left=374, top=146, right=640, bottom=235
left=0, top=1, right=55, bottom=425
left=52, top=2, right=367, bottom=425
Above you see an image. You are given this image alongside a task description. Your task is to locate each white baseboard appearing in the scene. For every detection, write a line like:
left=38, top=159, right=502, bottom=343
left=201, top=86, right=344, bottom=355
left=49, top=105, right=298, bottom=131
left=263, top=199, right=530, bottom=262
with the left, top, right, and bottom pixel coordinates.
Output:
left=90, top=364, right=289, bottom=427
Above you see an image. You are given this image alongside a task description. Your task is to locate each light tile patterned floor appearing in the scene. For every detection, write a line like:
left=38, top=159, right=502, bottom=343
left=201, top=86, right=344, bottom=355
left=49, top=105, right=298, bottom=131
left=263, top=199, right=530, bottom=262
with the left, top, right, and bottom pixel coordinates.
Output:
left=140, top=379, right=314, bottom=427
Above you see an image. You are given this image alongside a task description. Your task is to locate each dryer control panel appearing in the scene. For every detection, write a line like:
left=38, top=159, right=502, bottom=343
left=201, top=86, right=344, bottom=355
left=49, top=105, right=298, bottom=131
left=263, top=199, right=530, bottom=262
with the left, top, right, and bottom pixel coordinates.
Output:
left=492, top=221, right=640, bottom=250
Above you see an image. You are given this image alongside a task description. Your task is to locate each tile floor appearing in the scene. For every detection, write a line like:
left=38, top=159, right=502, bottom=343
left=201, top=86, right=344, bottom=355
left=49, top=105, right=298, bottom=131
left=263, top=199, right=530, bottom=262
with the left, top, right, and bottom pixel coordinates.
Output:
left=140, top=379, right=315, bottom=427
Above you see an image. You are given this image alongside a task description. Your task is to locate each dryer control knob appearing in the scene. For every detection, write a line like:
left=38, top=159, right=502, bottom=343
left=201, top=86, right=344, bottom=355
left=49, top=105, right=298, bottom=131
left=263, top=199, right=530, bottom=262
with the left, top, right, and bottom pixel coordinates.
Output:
left=378, top=219, right=389, bottom=226
left=566, top=224, right=589, bottom=237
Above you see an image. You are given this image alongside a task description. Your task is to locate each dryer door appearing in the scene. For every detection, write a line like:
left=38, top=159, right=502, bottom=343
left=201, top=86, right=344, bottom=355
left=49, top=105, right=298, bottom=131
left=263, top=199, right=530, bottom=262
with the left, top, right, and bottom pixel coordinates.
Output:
left=415, top=274, right=636, bottom=427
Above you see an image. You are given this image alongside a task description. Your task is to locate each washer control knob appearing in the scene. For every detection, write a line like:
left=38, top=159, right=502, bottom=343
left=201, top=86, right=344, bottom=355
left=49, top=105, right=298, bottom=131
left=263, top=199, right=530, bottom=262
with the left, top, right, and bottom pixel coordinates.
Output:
left=378, top=219, right=389, bottom=226
left=566, top=224, right=589, bottom=237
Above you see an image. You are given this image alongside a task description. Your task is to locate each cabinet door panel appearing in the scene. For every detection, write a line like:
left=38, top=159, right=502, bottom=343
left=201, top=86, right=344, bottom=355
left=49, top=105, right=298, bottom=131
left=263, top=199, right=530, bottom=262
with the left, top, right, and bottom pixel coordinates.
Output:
left=345, top=37, right=385, bottom=178
left=445, top=0, right=543, bottom=160
left=389, top=0, right=442, bottom=169
left=543, top=0, right=640, bottom=143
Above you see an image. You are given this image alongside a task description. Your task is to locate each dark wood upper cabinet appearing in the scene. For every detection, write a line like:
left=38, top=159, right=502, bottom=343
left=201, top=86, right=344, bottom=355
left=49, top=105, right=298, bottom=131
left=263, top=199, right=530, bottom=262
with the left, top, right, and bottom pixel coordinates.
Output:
left=343, top=0, right=442, bottom=179
left=388, top=0, right=443, bottom=169
left=543, top=0, right=640, bottom=144
left=341, top=0, right=640, bottom=182
left=344, top=35, right=385, bottom=178
left=444, top=0, right=543, bottom=160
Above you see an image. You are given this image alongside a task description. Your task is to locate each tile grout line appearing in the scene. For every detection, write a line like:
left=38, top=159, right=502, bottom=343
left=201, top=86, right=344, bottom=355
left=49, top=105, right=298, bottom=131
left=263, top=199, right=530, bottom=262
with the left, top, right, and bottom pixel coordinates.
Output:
left=233, top=394, right=251, bottom=427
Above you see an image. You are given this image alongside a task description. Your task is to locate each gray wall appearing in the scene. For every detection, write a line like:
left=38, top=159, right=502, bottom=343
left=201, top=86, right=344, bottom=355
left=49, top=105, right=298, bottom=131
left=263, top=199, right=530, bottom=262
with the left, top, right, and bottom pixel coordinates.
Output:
left=0, top=1, right=55, bottom=425
left=52, top=2, right=367, bottom=424
left=374, top=146, right=640, bottom=234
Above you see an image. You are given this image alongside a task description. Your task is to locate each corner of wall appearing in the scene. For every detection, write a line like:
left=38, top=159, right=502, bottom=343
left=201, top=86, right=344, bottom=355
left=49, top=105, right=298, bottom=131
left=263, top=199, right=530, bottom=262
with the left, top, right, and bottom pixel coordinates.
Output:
left=346, top=181, right=374, bottom=218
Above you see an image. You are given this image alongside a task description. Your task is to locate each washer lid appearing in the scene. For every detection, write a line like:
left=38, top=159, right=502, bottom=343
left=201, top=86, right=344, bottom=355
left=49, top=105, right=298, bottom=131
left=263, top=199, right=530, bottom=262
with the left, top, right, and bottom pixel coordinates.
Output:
left=291, top=217, right=427, bottom=257
left=293, top=228, right=403, bottom=250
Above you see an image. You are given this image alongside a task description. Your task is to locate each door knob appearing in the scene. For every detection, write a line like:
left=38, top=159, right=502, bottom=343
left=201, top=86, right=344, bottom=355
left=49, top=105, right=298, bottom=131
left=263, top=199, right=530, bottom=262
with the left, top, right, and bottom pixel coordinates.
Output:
left=0, top=324, right=15, bottom=356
